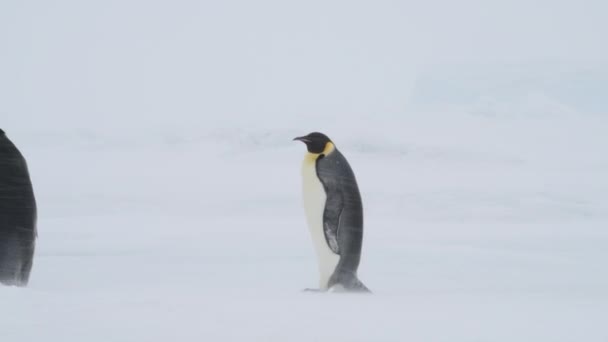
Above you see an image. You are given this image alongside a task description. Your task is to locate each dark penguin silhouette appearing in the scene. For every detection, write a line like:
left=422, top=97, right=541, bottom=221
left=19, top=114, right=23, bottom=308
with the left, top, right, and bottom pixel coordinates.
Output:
left=0, top=129, right=37, bottom=286
left=294, top=132, right=370, bottom=293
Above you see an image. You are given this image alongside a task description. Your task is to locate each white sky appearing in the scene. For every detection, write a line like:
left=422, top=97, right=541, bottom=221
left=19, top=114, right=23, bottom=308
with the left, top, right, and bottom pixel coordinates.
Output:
left=1, top=0, right=606, bottom=129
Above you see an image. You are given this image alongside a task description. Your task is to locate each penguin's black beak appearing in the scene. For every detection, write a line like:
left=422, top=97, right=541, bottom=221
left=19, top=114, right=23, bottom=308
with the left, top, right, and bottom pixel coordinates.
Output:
left=293, top=136, right=310, bottom=143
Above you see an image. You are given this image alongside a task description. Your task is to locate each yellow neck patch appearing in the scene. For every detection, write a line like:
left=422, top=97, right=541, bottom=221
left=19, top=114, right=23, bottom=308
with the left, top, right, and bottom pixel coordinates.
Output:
left=304, top=142, right=335, bottom=164
left=322, top=142, right=335, bottom=155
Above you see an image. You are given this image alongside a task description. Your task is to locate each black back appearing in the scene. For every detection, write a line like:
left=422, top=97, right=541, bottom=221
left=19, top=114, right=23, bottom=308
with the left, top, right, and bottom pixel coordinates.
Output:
left=0, top=130, right=37, bottom=286
left=315, top=148, right=364, bottom=274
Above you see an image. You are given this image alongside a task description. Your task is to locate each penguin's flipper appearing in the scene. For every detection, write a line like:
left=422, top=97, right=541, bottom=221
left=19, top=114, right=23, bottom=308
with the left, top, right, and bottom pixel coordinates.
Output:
left=322, top=190, right=343, bottom=255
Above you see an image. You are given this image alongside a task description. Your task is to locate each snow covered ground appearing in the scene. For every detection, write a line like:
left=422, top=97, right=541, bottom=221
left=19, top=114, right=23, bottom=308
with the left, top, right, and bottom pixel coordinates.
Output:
left=2, top=1, right=608, bottom=341
left=2, top=108, right=607, bottom=341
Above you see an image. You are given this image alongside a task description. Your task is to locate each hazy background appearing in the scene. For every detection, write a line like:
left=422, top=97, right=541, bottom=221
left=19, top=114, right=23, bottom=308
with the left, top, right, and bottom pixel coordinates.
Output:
left=2, top=0, right=607, bottom=132
left=1, top=1, right=607, bottom=341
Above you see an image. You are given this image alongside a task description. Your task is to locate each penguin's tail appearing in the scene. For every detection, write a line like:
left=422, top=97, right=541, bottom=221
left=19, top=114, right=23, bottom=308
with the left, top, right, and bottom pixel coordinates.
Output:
left=329, top=271, right=372, bottom=293
left=348, top=277, right=371, bottom=293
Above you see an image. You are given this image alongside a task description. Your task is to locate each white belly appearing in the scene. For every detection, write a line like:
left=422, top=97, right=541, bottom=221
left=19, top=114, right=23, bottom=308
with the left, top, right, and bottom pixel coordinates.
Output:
left=301, top=155, right=340, bottom=289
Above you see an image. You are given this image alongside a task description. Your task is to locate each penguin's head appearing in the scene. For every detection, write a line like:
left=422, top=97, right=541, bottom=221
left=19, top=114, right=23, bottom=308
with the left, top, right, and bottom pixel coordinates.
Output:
left=293, top=132, right=335, bottom=155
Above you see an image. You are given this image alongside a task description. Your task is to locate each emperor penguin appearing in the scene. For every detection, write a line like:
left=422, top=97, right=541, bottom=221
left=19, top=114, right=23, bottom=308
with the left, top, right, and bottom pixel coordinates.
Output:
left=0, top=129, right=37, bottom=287
left=294, top=132, right=370, bottom=293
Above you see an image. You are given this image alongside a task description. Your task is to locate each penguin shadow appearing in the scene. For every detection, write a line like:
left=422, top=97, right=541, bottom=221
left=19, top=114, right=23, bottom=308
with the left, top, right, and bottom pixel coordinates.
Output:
left=301, top=286, right=373, bottom=295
